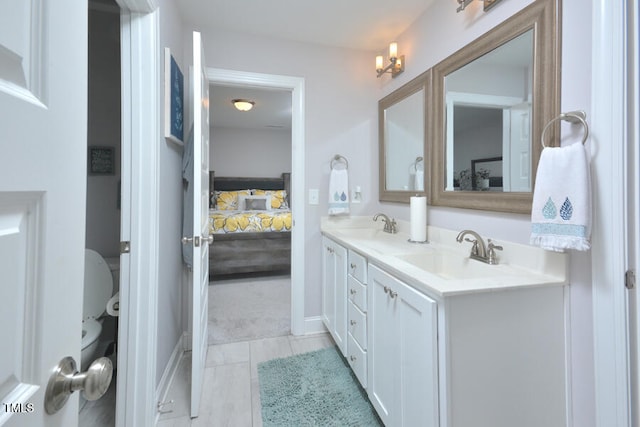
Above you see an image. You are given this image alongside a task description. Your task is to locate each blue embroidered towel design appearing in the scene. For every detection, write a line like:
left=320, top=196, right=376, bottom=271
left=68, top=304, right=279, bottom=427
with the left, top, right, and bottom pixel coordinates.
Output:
left=328, top=168, right=350, bottom=215
left=530, top=142, right=591, bottom=252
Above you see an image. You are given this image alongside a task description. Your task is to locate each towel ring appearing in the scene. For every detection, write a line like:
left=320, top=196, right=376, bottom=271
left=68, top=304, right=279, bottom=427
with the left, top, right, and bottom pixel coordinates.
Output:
left=413, top=157, right=424, bottom=172
left=331, top=154, right=349, bottom=170
left=541, top=110, right=589, bottom=148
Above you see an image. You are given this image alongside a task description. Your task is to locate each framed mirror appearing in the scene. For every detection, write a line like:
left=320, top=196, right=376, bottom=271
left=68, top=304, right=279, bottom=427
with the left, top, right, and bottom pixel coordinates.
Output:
left=379, top=70, right=431, bottom=203
left=430, top=0, right=560, bottom=213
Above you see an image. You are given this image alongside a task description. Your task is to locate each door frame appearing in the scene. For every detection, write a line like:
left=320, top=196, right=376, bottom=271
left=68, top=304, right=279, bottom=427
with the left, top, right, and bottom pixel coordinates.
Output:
left=591, top=0, right=634, bottom=425
left=207, top=68, right=306, bottom=335
left=115, top=1, right=159, bottom=426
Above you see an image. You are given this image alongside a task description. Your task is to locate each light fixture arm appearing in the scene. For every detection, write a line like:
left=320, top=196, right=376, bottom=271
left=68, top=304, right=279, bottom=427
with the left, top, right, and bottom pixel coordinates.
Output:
left=376, top=55, right=405, bottom=78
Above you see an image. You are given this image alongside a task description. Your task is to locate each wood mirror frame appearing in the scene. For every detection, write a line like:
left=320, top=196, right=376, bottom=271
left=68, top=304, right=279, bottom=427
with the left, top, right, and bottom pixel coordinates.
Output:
left=379, top=70, right=431, bottom=203
left=430, top=0, right=560, bottom=213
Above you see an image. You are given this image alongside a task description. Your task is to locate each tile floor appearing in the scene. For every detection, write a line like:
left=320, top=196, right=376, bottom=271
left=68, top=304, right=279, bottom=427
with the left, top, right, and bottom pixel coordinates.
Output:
left=156, top=333, right=335, bottom=426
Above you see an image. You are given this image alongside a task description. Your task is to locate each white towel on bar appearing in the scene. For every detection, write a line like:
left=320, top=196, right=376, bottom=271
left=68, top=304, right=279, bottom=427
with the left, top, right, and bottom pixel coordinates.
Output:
left=530, top=142, right=592, bottom=252
left=328, top=168, right=350, bottom=215
left=414, top=170, right=424, bottom=191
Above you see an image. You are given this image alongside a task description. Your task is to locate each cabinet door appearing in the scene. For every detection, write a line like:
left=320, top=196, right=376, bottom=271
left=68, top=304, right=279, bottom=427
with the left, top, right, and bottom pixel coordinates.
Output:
left=396, top=277, right=439, bottom=427
left=321, top=237, right=348, bottom=355
left=368, top=265, right=400, bottom=426
left=321, top=237, right=335, bottom=333
left=368, top=264, right=439, bottom=427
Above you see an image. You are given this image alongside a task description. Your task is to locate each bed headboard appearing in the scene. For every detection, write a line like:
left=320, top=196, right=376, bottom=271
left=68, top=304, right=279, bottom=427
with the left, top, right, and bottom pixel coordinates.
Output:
left=209, top=172, right=291, bottom=208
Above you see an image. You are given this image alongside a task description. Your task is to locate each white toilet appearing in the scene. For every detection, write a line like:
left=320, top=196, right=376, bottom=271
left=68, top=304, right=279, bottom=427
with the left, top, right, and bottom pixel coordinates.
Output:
left=81, top=249, right=114, bottom=371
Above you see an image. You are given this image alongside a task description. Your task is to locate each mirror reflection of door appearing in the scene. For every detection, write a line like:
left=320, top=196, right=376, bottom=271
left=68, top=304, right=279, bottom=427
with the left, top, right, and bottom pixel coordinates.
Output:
left=444, top=29, right=533, bottom=193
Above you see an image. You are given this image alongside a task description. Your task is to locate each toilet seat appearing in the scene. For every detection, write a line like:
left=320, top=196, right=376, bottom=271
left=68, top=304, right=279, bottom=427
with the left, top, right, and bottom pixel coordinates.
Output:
left=81, top=319, right=101, bottom=350
left=84, top=249, right=114, bottom=321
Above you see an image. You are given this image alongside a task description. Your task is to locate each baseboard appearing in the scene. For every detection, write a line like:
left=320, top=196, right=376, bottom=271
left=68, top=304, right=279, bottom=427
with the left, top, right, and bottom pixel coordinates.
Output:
left=155, top=333, right=185, bottom=423
left=303, top=316, right=328, bottom=335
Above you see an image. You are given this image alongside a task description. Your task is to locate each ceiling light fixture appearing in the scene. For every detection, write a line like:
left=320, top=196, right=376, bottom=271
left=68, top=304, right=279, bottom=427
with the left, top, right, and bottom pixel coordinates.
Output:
left=375, top=42, right=405, bottom=78
left=232, top=99, right=255, bottom=112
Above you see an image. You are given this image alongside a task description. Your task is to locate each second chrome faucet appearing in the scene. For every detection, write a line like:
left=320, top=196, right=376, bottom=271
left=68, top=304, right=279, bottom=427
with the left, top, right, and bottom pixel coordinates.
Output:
left=456, top=229, right=502, bottom=265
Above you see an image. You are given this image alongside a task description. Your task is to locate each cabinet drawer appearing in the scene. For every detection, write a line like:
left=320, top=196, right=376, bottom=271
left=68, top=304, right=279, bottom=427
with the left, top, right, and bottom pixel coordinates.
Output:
left=348, top=300, right=367, bottom=349
left=348, top=250, right=367, bottom=283
left=348, top=276, right=367, bottom=312
left=347, top=333, right=367, bottom=389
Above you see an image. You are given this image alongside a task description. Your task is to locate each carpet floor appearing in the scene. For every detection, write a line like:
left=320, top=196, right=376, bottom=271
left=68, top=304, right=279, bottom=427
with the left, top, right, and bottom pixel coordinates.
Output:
left=208, top=275, right=291, bottom=345
left=258, top=346, right=383, bottom=427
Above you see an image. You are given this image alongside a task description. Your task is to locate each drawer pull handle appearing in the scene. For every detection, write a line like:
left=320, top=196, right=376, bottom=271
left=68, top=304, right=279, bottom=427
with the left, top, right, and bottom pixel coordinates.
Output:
left=350, top=288, right=357, bottom=295
left=350, top=320, right=357, bottom=326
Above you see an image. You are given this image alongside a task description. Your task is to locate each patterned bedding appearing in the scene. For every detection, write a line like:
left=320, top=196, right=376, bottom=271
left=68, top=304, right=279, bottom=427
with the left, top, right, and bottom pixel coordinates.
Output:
left=208, top=209, right=292, bottom=234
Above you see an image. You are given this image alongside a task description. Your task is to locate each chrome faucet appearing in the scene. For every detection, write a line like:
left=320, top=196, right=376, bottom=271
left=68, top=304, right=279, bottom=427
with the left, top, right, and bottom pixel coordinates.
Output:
left=456, top=229, right=503, bottom=265
left=373, top=213, right=397, bottom=234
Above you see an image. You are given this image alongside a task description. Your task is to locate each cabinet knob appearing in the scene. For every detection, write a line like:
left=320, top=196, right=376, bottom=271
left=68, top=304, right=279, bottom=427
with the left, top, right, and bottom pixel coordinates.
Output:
left=389, top=290, right=398, bottom=299
left=350, top=263, right=357, bottom=269
left=350, top=320, right=357, bottom=326
left=350, top=288, right=357, bottom=295
left=383, top=286, right=390, bottom=294
left=349, top=355, right=357, bottom=362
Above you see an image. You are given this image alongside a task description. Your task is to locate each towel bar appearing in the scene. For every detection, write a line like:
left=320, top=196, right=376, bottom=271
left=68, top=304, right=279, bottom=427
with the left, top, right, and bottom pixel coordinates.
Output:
left=331, top=154, right=349, bottom=169
left=541, top=110, right=589, bottom=148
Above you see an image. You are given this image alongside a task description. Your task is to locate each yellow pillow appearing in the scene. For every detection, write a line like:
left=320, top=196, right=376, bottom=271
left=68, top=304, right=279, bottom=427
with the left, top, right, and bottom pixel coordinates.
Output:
left=253, top=189, right=289, bottom=209
left=214, top=190, right=250, bottom=210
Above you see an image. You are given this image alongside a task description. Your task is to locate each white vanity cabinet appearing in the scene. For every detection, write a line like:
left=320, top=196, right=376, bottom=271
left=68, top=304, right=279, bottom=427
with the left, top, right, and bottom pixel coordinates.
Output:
left=322, top=236, right=348, bottom=355
left=346, top=250, right=368, bottom=387
left=367, top=264, right=439, bottom=427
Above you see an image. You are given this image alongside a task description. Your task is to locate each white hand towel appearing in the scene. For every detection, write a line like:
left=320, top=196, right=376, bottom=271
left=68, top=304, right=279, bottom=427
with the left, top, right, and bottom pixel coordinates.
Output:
left=530, top=142, right=591, bottom=251
left=414, top=170, right=424, bottom=191
left=328, top=168, right=350, bottom=215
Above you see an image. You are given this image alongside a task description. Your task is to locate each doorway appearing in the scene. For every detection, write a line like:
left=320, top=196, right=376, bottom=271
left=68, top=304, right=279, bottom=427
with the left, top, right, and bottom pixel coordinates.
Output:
left=207, top=69, right=306, bottom=336
left=207, top=84, right=293, bottom=344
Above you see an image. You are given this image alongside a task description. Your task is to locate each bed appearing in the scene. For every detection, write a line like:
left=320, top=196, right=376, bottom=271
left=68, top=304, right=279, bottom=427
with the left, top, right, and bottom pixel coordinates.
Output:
left=208, top=172, right=291, bottom=278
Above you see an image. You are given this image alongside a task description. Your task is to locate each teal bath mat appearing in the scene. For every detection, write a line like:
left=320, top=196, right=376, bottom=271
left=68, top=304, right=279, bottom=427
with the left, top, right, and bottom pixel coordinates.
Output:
left=258, top=346, right=383, bottom=427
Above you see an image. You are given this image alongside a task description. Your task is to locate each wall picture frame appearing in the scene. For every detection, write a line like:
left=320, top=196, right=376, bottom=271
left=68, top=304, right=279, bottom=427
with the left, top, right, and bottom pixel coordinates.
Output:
left=164, top=47, right=184, bottom=146
left=88, top=146, right=115, bottom=175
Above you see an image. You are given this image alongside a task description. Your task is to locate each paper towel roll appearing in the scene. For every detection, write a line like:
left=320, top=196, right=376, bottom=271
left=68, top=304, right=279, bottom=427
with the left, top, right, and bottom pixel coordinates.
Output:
left=410, top=196, right=427, bottom=242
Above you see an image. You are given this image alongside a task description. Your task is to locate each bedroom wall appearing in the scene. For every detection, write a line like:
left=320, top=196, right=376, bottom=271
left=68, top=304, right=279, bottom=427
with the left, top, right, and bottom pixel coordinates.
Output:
left=86, top=6, right=121, bottom=259
left=210, top=127, right=291, bottom=177
left=156, top=0, right=187, bottom=389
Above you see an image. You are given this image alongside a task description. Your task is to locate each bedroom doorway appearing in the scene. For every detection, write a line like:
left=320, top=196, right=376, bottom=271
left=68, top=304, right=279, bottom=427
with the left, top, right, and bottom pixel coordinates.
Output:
left=207, top=69, right=306, bottom=338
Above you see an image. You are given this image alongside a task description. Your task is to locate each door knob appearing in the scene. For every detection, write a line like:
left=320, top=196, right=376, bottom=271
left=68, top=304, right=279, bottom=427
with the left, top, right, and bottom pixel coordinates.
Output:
left=45, top=356, right=113, bottom=414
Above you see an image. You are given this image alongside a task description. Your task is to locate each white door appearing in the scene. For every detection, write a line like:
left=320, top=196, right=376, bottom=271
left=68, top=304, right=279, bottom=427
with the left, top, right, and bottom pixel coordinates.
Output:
left=506, top=102, right=532, bottom=192
left=0, top=2, right=88, bottom=427
left=189, top=31, right=210, bottom=419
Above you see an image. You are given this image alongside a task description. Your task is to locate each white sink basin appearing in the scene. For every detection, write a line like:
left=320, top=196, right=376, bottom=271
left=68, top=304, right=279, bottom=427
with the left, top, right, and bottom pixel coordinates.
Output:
left=334, top=228, right=429, bottom=255
left=396, top=251, right=501, bottom=280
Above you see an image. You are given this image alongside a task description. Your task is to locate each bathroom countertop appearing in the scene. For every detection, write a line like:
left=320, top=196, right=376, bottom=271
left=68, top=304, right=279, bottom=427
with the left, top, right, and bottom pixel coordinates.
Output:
left=321, top=216, right=568, bottom=298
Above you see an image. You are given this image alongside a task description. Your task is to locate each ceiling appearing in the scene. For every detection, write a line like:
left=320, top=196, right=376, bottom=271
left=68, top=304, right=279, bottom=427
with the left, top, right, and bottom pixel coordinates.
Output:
left=189, top=0, right=436, bottom=131
left=178, top=0, right=436, bottom=52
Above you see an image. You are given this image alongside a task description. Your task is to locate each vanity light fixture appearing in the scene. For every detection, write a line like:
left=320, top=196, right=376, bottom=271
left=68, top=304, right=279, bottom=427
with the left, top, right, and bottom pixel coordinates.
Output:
left=376, top=42, right=405, bottom=78
left=457, top=0, right=503, bottom=12
left=232, top=99, right=255, bottom=112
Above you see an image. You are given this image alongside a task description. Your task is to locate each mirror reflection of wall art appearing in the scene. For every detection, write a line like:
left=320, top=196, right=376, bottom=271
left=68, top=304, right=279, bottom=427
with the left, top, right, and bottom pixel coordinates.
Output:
left=164, top=47, right=184, bottom=146
left=88, top=146, right=115, bottom=175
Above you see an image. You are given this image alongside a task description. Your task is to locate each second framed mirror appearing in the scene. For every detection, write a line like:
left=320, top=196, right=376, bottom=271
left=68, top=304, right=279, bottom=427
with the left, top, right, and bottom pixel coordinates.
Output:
left=379, top=70, right=431, bottom=203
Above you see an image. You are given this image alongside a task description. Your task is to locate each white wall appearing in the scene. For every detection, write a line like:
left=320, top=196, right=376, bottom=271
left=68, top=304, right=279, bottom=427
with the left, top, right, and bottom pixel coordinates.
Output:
left=156, top=0, right=187, bottom=388
left=210, top=127, right=291, bottom=177
left=86, top=7, right=121, bottom=258
left=377, top=1, right=595, bottom=426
